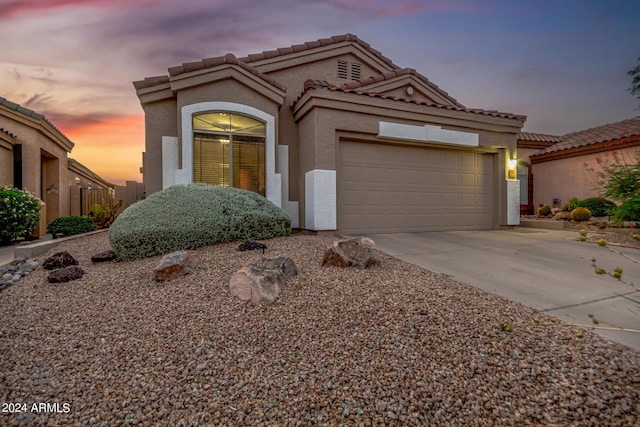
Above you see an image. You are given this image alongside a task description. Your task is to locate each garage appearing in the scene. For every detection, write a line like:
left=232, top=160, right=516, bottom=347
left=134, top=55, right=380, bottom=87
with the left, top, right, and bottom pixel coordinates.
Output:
left=338, top=140, right=496, bottom=234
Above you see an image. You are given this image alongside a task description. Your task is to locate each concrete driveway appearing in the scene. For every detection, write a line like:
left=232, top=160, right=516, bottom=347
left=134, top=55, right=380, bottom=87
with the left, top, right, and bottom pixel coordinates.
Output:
left=364, top=229, right=640, bottom=351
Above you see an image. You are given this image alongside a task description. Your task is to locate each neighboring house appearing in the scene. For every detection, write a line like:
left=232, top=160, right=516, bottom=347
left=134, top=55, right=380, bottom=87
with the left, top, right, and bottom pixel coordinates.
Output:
left=134, top=34, right=527, bottom=234
left=518, top=116, right=640, bottom=213
left=0, top=96, right=115, bottom=235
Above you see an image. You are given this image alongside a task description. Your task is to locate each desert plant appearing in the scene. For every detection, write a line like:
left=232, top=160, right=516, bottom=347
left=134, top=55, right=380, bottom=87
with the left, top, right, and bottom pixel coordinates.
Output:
left=88, top=199, right=123, bottom=229
left=0, top=187, right=41, bottom=243
left=109, top=183, right=292, bottom=261
left=537, top=204, right=551, bottom=217
left=568, top=197, right=580, bottom=210
left=576, top=197, right=617, bottom=217
left=610, top=196, right=640, bottom=223
left=47, top=216, right=97, bottom=238
left=571, top=207, right=592, bottom=222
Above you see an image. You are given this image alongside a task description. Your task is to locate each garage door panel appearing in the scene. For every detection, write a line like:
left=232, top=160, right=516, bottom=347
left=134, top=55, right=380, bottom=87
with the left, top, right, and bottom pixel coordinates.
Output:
left=339, top=141, right=495, bottom=233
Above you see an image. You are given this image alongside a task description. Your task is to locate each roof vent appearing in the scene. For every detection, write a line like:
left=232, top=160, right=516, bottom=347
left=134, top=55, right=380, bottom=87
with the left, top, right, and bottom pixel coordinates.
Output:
left=351, top=62, right=361, bottom=80
left=337, top=60, right=348, bottom=79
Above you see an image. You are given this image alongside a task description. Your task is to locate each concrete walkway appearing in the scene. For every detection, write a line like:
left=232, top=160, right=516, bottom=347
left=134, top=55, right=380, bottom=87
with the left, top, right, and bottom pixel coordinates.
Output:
left=364, top=229, right=640, bottom=351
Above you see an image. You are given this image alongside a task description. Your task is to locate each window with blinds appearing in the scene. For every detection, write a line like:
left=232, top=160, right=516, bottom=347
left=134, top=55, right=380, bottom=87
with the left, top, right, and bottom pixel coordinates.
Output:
left=192, top=112, right=266, bottom=195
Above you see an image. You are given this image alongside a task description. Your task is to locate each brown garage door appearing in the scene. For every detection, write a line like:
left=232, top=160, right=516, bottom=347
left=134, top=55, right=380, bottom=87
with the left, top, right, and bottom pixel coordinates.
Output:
left=339, top=140, right=495, bottom=234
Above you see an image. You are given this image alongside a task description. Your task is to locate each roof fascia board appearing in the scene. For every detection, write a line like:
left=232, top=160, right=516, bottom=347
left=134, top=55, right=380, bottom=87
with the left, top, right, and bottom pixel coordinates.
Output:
left=0, top=105, right=74, bottom=152
left=293, top=90, right=524, bottom=134
left=170, top=65, right=285, bottom=105
left=68, top=158, right=115, bottom=188
left=517, top=140, right=556, bottom=149
left=530, top=136, right=640, bottom=163
left=248, top=43, right=397, bottom=74
left=136, top=82, right=174, bottom=104
left=360, top=74, right=456, bottom=106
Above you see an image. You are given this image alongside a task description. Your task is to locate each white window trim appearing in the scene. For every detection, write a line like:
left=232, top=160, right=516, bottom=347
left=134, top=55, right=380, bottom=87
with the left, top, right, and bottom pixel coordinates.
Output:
left=176, top=102, right=282, bottom=207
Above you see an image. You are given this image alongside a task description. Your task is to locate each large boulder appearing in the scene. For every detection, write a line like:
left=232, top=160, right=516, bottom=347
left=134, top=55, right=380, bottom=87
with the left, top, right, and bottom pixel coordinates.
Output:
left=229, top=257, right=298, bottom=305
left=322, top=237, right=377, bottom=269
left=48, top=266, right=85, bottom=283
left=154, top=250, right=199, bottom=281
left=43, top=251, right=78, bottom=270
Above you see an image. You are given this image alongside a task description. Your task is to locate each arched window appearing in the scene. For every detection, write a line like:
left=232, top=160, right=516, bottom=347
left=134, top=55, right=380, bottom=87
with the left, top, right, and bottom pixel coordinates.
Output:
left=192, top=112, right=266, bottom=195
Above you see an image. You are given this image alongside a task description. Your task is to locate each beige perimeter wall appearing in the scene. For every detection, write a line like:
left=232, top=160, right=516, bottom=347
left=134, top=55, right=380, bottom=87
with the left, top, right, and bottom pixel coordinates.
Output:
left=532, top=146, right=638, bottom=206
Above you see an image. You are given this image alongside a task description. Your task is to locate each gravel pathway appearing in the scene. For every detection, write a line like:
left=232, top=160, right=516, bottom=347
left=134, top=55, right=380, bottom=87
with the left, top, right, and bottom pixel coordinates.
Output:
left=1, top=232, right=639, bottom=426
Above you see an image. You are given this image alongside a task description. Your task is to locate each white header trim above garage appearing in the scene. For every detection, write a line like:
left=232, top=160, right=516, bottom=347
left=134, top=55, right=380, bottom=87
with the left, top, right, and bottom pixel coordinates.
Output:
left=378, top=121, right=479, bottom=147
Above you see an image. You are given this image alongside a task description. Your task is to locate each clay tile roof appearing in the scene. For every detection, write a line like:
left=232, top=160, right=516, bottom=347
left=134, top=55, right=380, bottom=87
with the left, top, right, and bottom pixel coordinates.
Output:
left=0, top=96, right=74, bottom=148
left=329, top=68, right=463, bottom=108
left=239, top=34, right=398, bottom=70
left=132, top=75, right=170, bottom=90
left=517, top=132, right=562, bottom=143
left=295, top=80, right=526, bottom=121
left=532, top=116, right=640, bottom=156
left=141, top=53, right=286, bottom=92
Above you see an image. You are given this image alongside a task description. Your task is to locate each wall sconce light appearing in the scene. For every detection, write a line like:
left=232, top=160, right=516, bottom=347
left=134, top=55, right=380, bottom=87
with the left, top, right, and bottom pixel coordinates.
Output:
left=75, top=177, right=81, bottom=186
left=507, top=158, right=517, bottom=179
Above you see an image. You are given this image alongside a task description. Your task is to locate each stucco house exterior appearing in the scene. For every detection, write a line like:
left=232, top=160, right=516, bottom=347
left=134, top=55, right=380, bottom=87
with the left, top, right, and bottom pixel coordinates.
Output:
left=518, top=116, right=640, bottom=213
left=134, top=34, right=527, bottom=234
left=0, top=96, right=115, bottom=235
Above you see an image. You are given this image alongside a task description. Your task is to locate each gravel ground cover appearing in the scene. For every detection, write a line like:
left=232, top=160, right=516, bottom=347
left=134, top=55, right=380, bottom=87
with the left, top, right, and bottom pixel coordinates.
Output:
left=1, top=232, right=639, bottom=426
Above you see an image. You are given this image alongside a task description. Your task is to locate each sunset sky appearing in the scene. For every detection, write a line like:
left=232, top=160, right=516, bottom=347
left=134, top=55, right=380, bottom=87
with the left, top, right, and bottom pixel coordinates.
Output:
left=1, top=0, right=638, bottom=185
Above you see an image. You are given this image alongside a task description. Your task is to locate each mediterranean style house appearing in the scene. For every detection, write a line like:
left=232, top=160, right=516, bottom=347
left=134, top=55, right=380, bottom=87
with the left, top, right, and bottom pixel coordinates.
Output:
left=518, top=116, right=640, bottom=213
left=134, top=34, right=527, bottom=234
left=0, top=97, right=116, bottom=235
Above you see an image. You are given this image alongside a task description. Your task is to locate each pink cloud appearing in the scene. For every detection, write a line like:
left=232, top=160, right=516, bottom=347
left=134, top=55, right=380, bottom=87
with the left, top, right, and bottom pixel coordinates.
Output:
left=0, top=0, right=146, bottom=19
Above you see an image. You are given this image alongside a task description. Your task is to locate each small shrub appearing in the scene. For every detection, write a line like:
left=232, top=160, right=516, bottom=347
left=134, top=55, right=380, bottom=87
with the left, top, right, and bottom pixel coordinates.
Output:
left=597, top=239, right=606, bottom=246
left=89, top=199, right=123, bottom=229
left=610, top=196, right=640, bottom=223
left=576, top=197, right=616, bottom=217
left=0, top=187, right=41, bottom=243
left=570, top=207, right=592, bottom=222
left=568, top=197, right=580, bottom=210
left=109, top=184, right=292, bottom=261
left=47, top=216, right=97, bottom=238
left=537, top=204, right=551, bottom=216
left=613, top=267, right=623, bottom=280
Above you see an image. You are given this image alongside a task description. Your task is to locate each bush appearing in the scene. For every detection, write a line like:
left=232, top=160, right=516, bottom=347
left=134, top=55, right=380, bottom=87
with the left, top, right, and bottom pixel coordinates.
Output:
left=0, top=187, right=41, bottom=243
left=568, top=197, right=580, bottom=210
left=576, top=197, right=617, bottom=217
left=47, top=216, right=97, bottom=237
left=610, top=196, right=640, bottom=222
left=602, top=151, right=640, bottom=202
left=571, top=207, right=592, bottom=222
left=89, top=199, right=123, bottom=229
left=109, top=184, right=292, bottom=261
left=537, top=204, right=551, bottom=216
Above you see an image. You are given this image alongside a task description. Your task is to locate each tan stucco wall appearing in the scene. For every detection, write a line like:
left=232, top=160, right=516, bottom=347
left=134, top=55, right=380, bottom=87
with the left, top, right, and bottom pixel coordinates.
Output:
left=532, top=146, right=639, bottom=207
left=142, top=98, right=177, bottom=195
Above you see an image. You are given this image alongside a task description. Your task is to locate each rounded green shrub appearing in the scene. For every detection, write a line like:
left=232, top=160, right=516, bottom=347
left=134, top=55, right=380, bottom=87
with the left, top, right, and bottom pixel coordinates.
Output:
left=537, top=204, right=551, bottom=216
left=109, top=184, right=292, bottom=261
left=0, top=187, right=41, bottom=243
left=576, top=197, right=616, bottom=217
left=48, top=216, right=97, bottom=237
left=570, top=207, right=592, bottom=222
left=610, top=196, right=640, bottom=222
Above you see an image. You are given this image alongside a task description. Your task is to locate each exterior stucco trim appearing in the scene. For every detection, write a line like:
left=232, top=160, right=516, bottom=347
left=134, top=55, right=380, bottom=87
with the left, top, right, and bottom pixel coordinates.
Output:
left=177, top=102, right=282, bottom=207
left=305, top=170, right=336, bottom=231
left=378, top=121, right=479, bottom=147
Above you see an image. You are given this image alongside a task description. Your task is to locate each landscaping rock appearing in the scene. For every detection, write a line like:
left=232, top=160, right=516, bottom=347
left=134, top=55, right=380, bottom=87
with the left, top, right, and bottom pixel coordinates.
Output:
left=91, top=250, right=117, bottom=263
left=154, top=250, right=199, bottom=281
left=48, top=266, right=86, bottom=283
left=43, top=251, right=78, bottom=270
left=553, top=211, right=572, bottom=220
left=238, top=241, right=268, bottom=253
left=229, top=257, right=298, bottom=305
left=322, top=237, right=377, bottom=269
